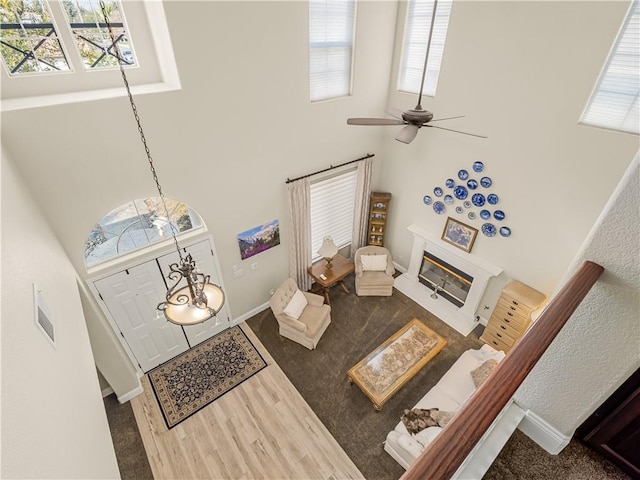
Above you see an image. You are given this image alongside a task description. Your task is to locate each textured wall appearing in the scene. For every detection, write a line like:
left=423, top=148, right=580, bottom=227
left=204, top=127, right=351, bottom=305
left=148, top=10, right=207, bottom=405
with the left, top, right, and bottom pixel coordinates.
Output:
left=515, top=154, right=640, bottom=436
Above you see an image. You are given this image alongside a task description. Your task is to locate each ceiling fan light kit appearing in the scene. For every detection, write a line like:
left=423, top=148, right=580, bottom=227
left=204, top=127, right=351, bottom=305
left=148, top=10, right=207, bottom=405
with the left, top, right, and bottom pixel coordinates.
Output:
left=347, top=0, right=486, bottom=144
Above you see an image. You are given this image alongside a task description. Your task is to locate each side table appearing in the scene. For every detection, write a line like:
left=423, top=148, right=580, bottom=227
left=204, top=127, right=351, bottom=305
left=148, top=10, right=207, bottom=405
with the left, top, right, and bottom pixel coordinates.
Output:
left=307, top=254, right=355, bottom=305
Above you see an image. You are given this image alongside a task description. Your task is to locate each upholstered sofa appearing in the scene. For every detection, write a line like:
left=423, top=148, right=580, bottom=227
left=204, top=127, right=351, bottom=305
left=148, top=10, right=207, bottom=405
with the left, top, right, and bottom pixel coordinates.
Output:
left=354, top=245, right=395, bottom=296
left=384, top=344, right=505, bottom=469
left=269, top=278, right=331, bottom=350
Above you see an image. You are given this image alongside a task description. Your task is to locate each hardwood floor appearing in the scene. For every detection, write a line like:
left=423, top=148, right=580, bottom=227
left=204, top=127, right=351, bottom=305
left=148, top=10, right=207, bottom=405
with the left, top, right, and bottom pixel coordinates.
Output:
left=130, top=323, right=363, bottom=480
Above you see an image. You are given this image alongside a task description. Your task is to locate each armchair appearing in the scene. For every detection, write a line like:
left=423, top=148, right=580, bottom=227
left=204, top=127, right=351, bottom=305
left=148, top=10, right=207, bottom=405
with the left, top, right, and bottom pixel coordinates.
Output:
left=269, top=278, right=331, bottom=350
left=354, top=246, right=395, bottom=296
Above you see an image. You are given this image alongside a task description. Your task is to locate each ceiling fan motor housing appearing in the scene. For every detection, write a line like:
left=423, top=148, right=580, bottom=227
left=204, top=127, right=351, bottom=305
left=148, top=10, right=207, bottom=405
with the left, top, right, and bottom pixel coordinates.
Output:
left=402, top=108, right=434, bottom=126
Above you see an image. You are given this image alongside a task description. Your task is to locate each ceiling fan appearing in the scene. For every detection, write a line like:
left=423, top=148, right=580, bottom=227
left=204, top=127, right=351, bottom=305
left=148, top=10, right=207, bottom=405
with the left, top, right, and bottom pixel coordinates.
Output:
left=347, top=0, right=486, bottom=144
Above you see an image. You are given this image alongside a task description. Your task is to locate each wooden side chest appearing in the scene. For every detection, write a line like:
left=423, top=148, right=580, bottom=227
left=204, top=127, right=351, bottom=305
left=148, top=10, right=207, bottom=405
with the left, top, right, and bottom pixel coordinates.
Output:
left=480, top=279, right=546, bottom=353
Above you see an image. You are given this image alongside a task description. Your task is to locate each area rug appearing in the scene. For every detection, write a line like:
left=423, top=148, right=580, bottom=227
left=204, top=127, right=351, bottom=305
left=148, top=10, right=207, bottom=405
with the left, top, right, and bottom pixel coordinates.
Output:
left=148, top=326, right=267, bottom=429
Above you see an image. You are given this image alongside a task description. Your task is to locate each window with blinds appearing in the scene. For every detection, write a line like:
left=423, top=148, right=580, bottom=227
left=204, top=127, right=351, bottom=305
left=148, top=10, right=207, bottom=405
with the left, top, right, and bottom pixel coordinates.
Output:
left=580, top=1, right=639, bottom=134
left=398, top=0, right=452, bottom=97
left=310, top=169, right=358, bottom=260
left=309, top=0, right=356, bottom=102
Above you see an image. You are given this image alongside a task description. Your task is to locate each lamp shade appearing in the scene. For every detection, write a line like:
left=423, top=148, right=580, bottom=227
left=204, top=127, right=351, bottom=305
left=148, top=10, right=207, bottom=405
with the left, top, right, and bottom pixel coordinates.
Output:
left=317, top=236, right=338, bottom=259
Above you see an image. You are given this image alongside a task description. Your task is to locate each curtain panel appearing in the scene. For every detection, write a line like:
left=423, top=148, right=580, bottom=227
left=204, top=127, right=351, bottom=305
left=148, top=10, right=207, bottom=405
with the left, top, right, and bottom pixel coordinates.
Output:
left=287, top=178, right=312, bottom=291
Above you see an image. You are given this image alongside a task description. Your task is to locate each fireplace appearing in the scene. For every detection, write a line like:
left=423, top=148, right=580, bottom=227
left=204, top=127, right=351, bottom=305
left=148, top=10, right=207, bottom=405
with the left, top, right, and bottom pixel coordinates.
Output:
left=394, top=224, right=503, bottom=335
left=419, top=252, right=473, bottom=308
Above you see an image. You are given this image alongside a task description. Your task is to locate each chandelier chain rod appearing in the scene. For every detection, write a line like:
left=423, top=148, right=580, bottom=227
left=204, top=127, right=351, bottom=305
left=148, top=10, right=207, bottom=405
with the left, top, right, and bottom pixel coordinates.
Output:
left=99, top=1, right=184, bottom=263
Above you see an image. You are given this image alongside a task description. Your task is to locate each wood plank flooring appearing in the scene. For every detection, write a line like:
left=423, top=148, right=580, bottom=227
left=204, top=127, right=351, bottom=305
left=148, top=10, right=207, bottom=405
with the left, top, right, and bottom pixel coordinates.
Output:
left=130, top=323, right=363, bottom=480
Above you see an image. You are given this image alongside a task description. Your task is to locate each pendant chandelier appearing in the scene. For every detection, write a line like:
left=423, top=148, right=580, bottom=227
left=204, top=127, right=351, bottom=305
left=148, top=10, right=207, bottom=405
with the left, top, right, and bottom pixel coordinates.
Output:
left=101, top=2, right=224, bottom=326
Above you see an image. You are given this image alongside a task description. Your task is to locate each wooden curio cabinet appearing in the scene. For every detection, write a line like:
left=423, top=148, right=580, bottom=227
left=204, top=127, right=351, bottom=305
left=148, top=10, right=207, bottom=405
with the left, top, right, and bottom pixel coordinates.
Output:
left=367, top=192, right=391, bottom=246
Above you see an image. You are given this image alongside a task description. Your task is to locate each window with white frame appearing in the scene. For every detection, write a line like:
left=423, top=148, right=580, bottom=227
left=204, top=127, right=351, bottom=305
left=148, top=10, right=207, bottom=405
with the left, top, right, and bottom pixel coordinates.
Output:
left=310, top=169, right=358, bottom=260
left=580, top=0, right=639, bottom=134
left=398, top=0, right=452, bottom=97
left=0, top=0, right=180, bottom=111
left=308, top=0, right=356, bottom=102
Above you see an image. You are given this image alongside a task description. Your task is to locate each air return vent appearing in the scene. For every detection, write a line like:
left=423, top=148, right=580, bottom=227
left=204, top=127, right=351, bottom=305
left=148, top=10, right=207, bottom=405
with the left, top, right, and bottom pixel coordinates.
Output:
left=33, top=284, right=56, bottom=348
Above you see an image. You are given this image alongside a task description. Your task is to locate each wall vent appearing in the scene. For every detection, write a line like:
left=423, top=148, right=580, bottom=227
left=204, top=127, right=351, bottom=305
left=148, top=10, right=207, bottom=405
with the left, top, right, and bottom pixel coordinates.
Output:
left=33, top=284, right=56, bottom=348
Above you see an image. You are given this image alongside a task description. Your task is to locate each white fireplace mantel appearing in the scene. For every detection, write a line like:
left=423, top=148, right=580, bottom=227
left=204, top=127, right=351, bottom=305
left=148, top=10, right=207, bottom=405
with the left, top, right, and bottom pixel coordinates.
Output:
left=394, top=223, right=503, bottom=336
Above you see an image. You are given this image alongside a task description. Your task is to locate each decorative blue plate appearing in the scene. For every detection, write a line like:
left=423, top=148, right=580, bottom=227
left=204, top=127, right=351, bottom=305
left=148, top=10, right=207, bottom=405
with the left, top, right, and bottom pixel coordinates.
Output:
left=480, top=209, right=491, bottom=220
left=494, top=210, right=505, bottom=221
left=480, top=176, right=492, bottom=188
left=444, top=194, right=454, bottom=205
left=467, top=179, right=478, bottom=190
left=468, top=212, right=476, bottom=220
left=463, top=200, right=472, bottom=208
left=482, top=223, right=497, bottom=237
left=473, top=161, right=484, bottom=173
left=487, top=193, right=499, bottom=205
left=433, top=201, right=445, bottom=214
left=423, top=195, right=432, bottom=205
left=445, top=178, right=455, bottom=188
left=454, top=185, right=468, bottom=200
left=500, top=226, right=511, bottom=237
left=472, top=193, right=486, bottom=207
left=456, top=206, right=464, bottom=214
left=458, top=169, right=469, bottom=180
left=434, top=187, right=443, bottom=197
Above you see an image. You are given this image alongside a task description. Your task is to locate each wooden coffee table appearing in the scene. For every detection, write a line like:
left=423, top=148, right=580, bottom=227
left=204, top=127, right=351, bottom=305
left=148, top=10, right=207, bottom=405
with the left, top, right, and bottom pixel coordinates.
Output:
left=347, top=318, right=447, bottom=411
left=307, top=254, right=355, bottom=305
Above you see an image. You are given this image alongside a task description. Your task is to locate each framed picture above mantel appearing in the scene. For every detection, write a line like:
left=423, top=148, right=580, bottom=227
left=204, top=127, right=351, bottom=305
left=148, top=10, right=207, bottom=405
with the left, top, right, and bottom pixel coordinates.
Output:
left=441, top=217, right=478, bottom=253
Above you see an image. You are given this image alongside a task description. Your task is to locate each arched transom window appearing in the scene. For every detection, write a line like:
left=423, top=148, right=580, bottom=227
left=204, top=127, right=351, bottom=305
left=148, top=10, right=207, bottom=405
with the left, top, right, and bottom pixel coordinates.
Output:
left=84, top=197, right=204, bottom=267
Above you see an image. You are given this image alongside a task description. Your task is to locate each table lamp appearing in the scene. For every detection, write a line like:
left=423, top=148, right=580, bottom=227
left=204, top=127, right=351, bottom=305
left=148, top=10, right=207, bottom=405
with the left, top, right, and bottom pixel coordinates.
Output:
left=318, top=236, right=339, bottom=268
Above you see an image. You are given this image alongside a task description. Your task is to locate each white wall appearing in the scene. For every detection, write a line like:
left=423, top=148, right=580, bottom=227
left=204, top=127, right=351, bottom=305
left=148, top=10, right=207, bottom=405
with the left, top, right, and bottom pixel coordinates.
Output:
left=515, top=154, right=640, bottom=436
left=0, top=1, right=397, bottom=385
left=377, top=1, right=638, bottom=312
left=1, top=147, right=120, bottom=479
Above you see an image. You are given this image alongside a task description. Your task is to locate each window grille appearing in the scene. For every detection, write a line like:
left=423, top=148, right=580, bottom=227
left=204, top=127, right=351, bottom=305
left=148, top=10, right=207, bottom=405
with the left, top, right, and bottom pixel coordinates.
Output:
left=398, top=0, right=452, bottom=97
left=581, top=0, right=639, bottom=134
left=309, top=0, right=356, bottom=102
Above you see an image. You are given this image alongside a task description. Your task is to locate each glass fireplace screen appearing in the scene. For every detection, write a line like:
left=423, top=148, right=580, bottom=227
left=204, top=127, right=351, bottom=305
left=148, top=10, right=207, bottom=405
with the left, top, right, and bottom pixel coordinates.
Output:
left=419, top=251, right=473, bottom=308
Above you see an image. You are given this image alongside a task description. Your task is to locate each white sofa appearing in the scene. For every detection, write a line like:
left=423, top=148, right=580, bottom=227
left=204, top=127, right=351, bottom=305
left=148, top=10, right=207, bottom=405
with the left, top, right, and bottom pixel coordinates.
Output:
left=384, top=344, right=506, bottom=469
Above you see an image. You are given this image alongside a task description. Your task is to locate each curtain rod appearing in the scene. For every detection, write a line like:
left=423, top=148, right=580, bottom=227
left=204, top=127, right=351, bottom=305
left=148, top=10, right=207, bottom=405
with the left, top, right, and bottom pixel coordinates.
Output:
left=285, top=153, right=375, bottom=184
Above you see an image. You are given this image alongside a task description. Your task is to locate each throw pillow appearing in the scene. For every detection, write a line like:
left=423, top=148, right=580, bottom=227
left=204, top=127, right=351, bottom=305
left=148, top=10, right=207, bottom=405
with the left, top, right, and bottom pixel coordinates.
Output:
left=471, top=359, right=499, bottom=388
left=401, top=408, right=455, bottom=434
left=414, top=426, right=443, bottom=447
left=282, top=289, right=307, bottom=320
left=360, top=254, right=387, bottom=271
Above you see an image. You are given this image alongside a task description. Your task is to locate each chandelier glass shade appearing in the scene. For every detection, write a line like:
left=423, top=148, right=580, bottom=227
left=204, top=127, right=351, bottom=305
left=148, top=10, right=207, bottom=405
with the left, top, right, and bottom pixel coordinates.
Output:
left=101, top=2, right=224, bottom=326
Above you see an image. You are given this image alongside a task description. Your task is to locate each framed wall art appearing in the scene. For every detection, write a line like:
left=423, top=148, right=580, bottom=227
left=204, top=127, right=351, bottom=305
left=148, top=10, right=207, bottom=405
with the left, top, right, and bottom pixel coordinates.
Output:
left=441, top=217, right=478, bottom=253
left=237, top=219, right=280, bottom=260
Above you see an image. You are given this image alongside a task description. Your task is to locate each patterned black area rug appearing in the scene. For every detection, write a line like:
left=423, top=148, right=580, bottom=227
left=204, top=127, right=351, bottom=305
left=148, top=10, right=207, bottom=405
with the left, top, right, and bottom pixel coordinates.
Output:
left=148, top=326, right=267, bottom=429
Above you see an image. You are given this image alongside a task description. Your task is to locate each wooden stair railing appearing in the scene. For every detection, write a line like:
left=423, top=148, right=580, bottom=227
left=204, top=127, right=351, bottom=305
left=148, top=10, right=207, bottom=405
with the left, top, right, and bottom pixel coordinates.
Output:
left=401, top=260, right=605, bottom=480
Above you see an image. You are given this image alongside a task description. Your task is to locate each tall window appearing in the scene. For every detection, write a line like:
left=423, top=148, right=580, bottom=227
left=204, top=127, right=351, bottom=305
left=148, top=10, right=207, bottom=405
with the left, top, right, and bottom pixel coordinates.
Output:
left=309, top=0, right=356, bottom=102
left=581, top=0, right=639, bottom=134
left=398, top=0, right=452, bottom=97
left=310, top=169, right=357, bottom=259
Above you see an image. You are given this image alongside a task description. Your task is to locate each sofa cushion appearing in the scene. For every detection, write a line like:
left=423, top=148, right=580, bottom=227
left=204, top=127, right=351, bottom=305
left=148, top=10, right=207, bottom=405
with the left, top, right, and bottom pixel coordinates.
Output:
left=360, top=254, right=387, bottom=271
left=283, top=289, right=307, bottom=319
left=471, top=359, right=499, bottom=388
left=414, top=426, right=443, bottom=447
left=396, top=432, right=424, bottom=458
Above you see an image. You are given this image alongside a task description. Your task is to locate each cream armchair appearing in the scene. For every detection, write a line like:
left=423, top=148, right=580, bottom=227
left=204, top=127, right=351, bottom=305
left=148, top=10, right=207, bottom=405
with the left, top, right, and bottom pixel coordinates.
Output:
left=269, top=278, right=331, bottom=350
left=354, top=246, right=395, bottom=296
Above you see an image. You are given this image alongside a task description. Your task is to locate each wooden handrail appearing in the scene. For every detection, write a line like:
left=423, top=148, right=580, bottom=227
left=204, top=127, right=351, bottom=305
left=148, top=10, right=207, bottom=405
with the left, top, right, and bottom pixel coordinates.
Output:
left=401, top=260, right=605, bottom=480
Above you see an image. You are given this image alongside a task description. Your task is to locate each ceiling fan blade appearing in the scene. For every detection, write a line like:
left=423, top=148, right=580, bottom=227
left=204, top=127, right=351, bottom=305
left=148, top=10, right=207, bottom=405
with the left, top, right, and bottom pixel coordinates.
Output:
left=430, top=115, right=466, bottom=122
left=396, top=125, right=420, bottom=144
left=347, top=118, right=406, bottom=126
left=425, top=124, right=487, bottom=138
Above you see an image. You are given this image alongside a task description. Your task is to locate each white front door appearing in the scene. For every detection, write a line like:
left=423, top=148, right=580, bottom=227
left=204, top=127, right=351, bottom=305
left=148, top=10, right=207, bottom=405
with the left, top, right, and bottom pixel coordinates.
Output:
left=158, top=240, right=231, bottom=346
left=94, top=260, right=190, bottom=372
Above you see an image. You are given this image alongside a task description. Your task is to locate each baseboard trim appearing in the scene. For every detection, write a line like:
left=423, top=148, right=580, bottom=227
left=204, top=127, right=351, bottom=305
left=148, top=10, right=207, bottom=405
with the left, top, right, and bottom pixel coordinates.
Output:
left=517, top=407, right=571, bottom=454
left=117, top=385, right=144, bottom=404
left=393, top=261, right=407, bottom=274
left=101, top=387, right=114, bottom=398
left=232, top=302, right=270, bottom=325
